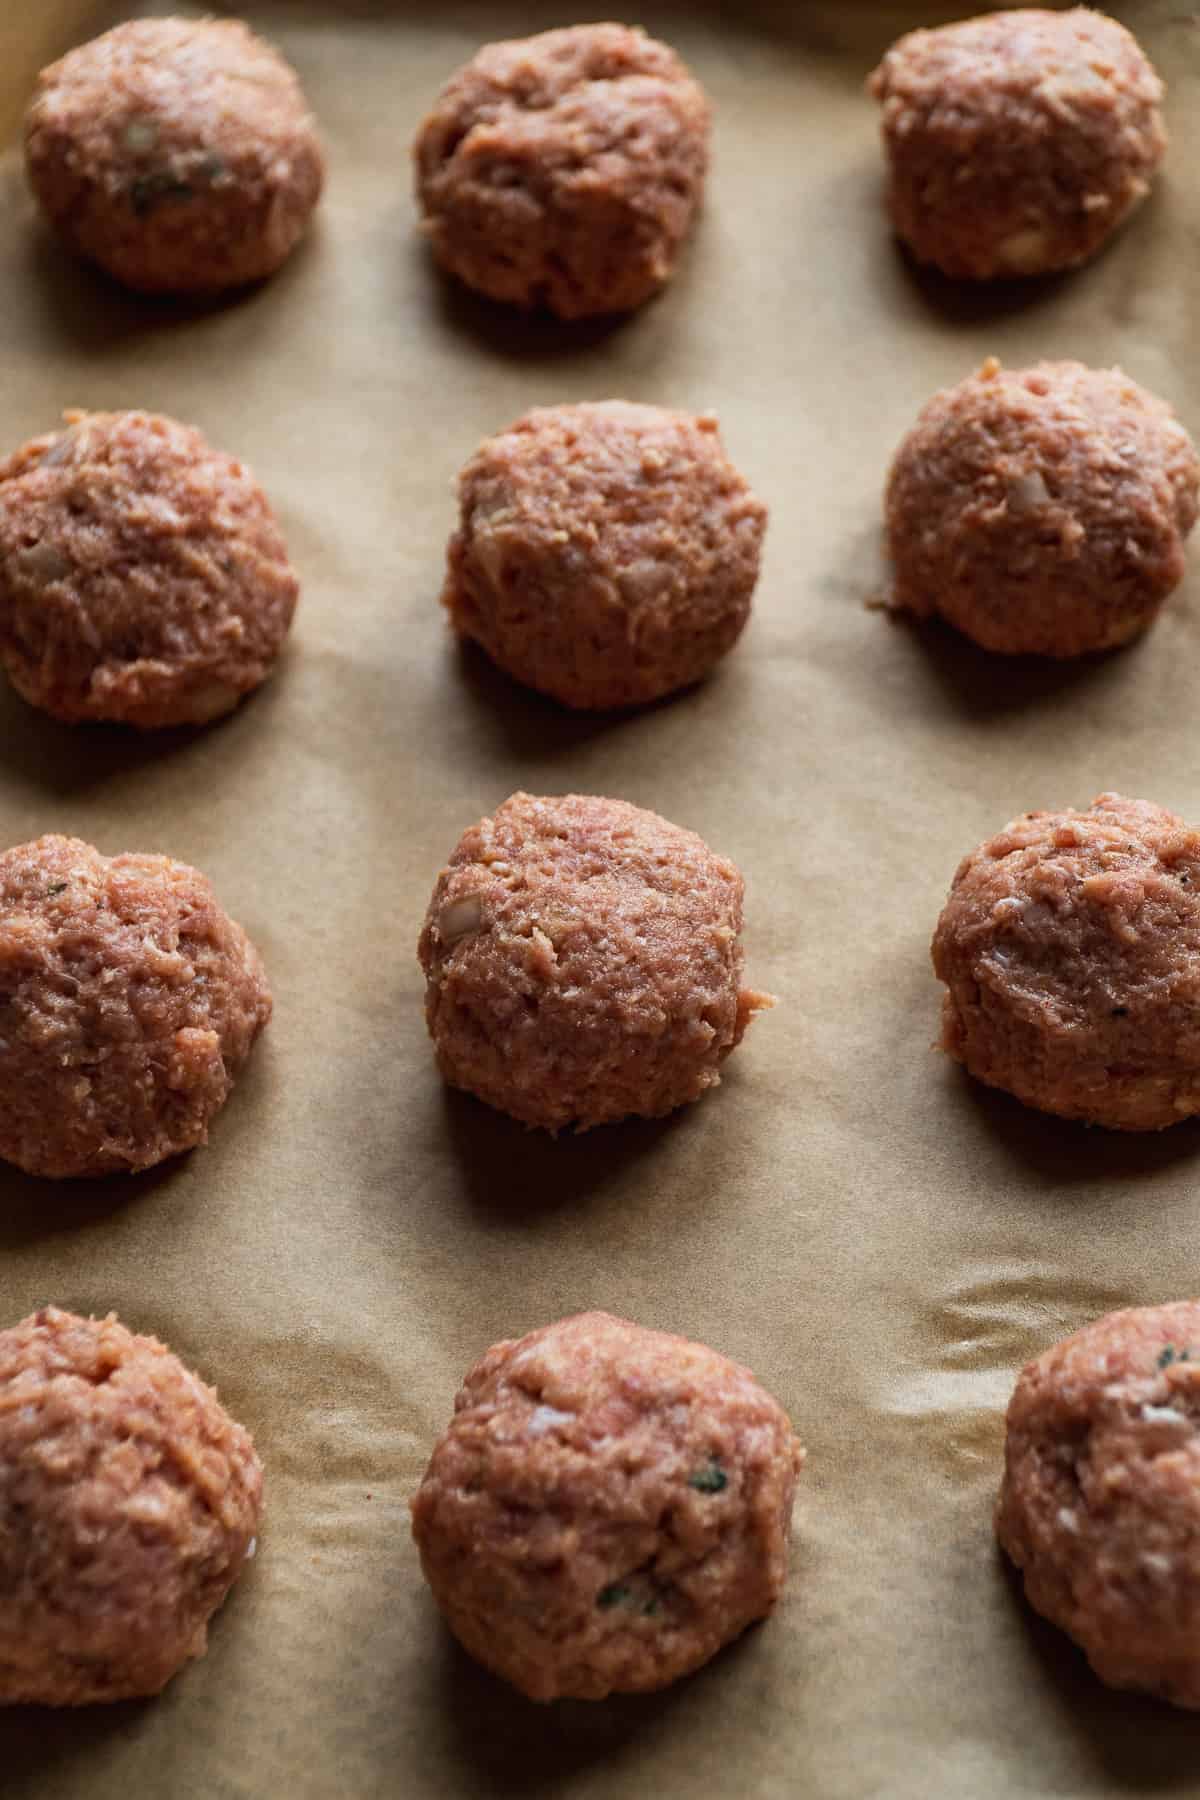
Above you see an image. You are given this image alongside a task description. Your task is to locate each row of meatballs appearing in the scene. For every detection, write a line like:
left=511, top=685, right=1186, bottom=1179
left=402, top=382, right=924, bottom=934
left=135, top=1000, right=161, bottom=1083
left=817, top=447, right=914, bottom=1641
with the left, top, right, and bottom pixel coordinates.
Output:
left=0, top=354, right=1196, bottom=733
left=4, top=784, right=1200, bottom=1182
left=7, top=1294, right=1200, bottom=1714
left=21, top=11, right=1174, bottom=307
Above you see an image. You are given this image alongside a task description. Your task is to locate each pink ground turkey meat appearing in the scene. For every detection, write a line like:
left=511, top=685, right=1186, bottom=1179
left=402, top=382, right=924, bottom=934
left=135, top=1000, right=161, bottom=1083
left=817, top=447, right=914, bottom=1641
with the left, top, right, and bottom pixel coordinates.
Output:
left=0, top=835, right=271, bottom=1178
left=869, top=8, right=1166, bottom=279
left=25, top=16, right=324, bottom=295
left=998, top=1301, right=1200, bottom=1708
left=0, top=410, right=299, bottom=727
left=413, top=23, right=710, bottom=318
left=0, top=1306, right=262, bottom=1705
left=444, top=402, right=767, bottom=709
left=886, top=360, right=1199, bottom=657
left=411, top=1310, right=803, bottom=1700
left=418, top=792, right=773, bottom=1131
left=932, top=794, right=1200, bottom=1131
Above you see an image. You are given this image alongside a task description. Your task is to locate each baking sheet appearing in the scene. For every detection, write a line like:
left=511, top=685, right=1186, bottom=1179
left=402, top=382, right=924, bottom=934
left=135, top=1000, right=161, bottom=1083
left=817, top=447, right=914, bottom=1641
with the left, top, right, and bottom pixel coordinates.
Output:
left=0, top=1, right=1198, bottom=1794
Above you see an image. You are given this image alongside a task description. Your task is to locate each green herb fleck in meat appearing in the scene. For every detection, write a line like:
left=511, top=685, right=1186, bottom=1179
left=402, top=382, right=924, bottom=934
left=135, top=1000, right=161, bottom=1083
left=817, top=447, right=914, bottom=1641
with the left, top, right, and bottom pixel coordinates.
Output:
left=130, top=172, right=195, bottom=217
left=598, top=1582, right=631, bottom=1610
left=46, top=881, right=68, bottom=897
left=1158, top=1345, right=1191, bottom=1369
left=688, top=1460, right=728, bottom=1494
left=123, top=119, right=158, bottom=154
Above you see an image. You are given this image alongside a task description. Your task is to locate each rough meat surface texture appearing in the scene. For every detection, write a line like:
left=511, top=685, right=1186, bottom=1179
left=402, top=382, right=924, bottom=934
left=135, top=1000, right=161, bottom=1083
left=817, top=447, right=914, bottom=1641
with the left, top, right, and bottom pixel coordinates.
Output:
left=411, top=1311, right=803, bottom=1701
left=868, top=8, right=1166, bottom=280
left=998, top=1301, right=1200, bottom=1708
left=0, top=410, right=299, bottom=727
left=413, top=23, right=709, bottom=318
left=0, top=835, right=271, bottom=1178
left=887, top=360, right=1199, bottom=657
left=444, top=402, right=767, bottom=709
left=0, top=1306, right=262, bottom=1705
left=932, top=794, right=1200, bottom=1131
left=25, top=17, right=324, bottom=294
left=418, top=792, right=772, bottom=1131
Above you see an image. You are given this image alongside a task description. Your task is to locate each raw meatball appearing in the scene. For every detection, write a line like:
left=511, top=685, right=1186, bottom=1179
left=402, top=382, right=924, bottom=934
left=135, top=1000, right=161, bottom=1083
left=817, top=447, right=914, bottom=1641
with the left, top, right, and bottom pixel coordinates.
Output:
left=411, top=1310, right=802, bottom=1701
left=418, top=792, right=772, bottom=1131
left=868, top=9, right=1166, bottom=279
left=0, top=1306, right=262, bottom=1705
left=444, top=402, right=767, bottom=709
left=0, top=410, right=299, bottom=727
left=997, top=1300, right=1200, bottom=1708
left=932, top=794, right=1200, bottom=1131
left=413, top=23, right=709, bottom=318
left=886, top=360, right=1199, bottom=657
left=25, top=17, right=324, bottom=295
left=0, top=834, right=271, bottom=1178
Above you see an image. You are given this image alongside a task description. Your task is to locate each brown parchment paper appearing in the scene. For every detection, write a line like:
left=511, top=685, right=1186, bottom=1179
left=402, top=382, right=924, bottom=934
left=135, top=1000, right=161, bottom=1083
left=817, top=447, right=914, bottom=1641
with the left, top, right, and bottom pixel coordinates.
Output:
left=0, top=2, right=1198, bottom=1794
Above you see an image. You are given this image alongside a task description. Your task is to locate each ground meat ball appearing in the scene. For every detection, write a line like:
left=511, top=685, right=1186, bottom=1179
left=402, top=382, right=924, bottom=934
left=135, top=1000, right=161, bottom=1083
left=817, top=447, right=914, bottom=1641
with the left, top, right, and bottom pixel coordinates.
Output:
left=413, top=23, right=710, bottom=318
left=411, top=1311, right=802, bottom=1701
left=25, top=17, right=324, bottom=295
left=0, top=835, right=271, bottom=1178
left=997, top=1301, right=1200, bottom=1708
left=932, top=794, right=1200, bottom=1131
left=886, top=361, right=1199, bottom=657
left=868, top=9, right=1166, bottom=280
left=444, top=403, right=766, bottom=709
left=418, top=793, right=772, bottom=1131
left=0, top=1307, right=262, bottom=1705
left=0, top=410, right=299, bottom=727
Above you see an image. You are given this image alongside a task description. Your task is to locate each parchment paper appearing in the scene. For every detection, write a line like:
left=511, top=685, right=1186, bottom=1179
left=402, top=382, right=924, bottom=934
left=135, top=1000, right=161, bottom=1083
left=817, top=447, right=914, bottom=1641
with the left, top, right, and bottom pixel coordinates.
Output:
left=0, top=2, right=1197, bottom=1794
